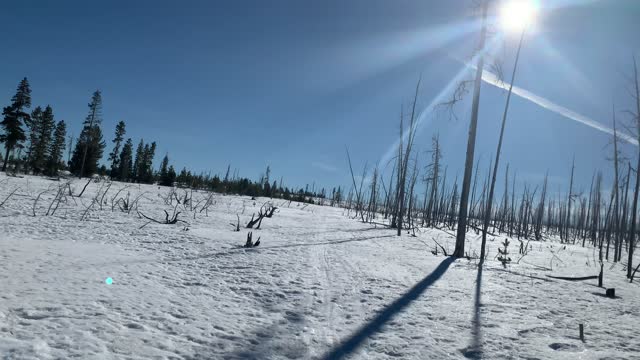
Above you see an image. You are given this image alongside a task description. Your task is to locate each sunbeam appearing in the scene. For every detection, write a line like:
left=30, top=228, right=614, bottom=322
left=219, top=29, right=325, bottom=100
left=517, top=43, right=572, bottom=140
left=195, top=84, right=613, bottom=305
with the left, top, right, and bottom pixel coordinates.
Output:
left=324, top=19, right=484, bottom=92
left=535, top=36, right=599, bottom=104
left=378, top=36, right=504, bottom=166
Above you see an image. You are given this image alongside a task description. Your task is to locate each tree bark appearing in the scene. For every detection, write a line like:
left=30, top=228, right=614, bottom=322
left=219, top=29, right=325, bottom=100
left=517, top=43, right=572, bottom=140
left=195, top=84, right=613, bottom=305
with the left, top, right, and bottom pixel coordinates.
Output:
left=454, top=1, right=488, bottom=258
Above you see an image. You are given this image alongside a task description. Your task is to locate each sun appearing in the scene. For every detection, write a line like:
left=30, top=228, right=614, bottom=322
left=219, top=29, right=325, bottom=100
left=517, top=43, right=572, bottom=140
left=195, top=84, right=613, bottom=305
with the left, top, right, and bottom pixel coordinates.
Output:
left=499, top=0, right=539, bottom=32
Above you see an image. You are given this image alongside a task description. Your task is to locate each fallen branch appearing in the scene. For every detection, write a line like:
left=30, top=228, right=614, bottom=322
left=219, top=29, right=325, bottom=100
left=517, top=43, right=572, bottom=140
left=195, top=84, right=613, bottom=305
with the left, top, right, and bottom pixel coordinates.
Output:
left=137, top=206, right=187, bottom=228
left=32, top=190, right=48, bottom=216
left=0, top=187, right=20, bottom=207
left=432, top=238, right=448, bottom=256
left=630, top=262, right=640, bottom=283
left=75, top=179, right=92, bottom=197
left=244, top=232, right=261, bottom=248
left=547, top=275, right=598, bottom=281
left=230, top=214, right=240, bottom=231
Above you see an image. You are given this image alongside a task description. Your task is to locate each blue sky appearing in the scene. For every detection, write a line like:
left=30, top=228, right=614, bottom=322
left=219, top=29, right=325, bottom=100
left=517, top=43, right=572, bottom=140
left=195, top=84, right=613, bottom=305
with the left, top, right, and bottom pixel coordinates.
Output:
left=0, top=0, right=638, bottom=194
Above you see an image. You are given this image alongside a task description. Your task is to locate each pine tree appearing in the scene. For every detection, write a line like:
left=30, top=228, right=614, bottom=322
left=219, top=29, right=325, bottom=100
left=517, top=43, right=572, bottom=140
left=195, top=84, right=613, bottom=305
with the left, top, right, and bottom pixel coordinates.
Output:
left=159, top=154, right=169, bottom=183
left=46, top=120, right=66, bottom=176
left=69, top=90, right=106, bottom=177
left=133, top=139, right=144, bottom=182
left=108, top=121, right=126, bottom=179
left=166, top=165, right=177, bottom=186
left=26, top=106, right=43, bottom=166
left=177, top=167, right=188, bottom=186
left=143, top=141, right=156, bottom=183
left=27, top=105, right=55, bottom=174
left=118, top=138, right=134, bottom=181
left=159, top=154, right=176, bottom=186
left=1, top=78, right=31, bottom=172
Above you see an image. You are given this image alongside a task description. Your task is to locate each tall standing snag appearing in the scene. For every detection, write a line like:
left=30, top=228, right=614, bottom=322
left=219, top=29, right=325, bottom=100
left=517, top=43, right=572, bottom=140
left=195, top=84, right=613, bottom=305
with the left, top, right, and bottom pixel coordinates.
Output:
left=480, top=28, right=526, bottom=265
left=454, top=1, right=489, bottom=258
left=628, top=56, right=640, bottom=279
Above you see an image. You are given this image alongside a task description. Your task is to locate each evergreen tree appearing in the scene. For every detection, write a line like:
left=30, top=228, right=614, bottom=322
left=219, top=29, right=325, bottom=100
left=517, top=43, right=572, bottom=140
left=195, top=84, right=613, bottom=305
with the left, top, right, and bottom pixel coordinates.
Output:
left=159, top=154, right=169, bottom=186
left=166, top=165, right=177, bottom=187
left=1, top=78, right=31, bottom=171
left=334, top=186, right=342, bottom=205
left=69, top=90, right=106, bottom=177
left=108, top=121, right=126, bottom=178
left=142, top=141, right=156, bottom=183
left=177, top=167, right=189, bottom=186
left=26, top=106, right=43, bottom=166
left=133, top=139, right=144, bottom=182
left=46, top=120, right=66, bottom=176
left=159, top=154, right=177, bottom=186
left=27, top=105, right=55, bottom=174
left=118, top=138, right=134, bottom=181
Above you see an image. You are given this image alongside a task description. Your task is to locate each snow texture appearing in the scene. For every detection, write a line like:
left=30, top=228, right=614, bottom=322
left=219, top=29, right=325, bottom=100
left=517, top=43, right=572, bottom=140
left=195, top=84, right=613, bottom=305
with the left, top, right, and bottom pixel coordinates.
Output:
left=0, top=174, right=639, bottom=359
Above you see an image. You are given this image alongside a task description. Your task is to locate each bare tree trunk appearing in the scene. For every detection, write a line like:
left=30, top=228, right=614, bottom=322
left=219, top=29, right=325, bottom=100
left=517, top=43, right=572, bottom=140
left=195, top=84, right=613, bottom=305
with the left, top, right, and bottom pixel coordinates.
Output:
left=454, top=1, right=488, bottom=257
left=480, top=29, right=525, bottom=264
left=396, top=80, right=421, bottom=236
left=612, top=110, right=621, bottom=262
left=628, top=56, right=640, bottom=279
left=564, top=157, right=575, bottom=243
left=619, top=163, right=631, bottom=262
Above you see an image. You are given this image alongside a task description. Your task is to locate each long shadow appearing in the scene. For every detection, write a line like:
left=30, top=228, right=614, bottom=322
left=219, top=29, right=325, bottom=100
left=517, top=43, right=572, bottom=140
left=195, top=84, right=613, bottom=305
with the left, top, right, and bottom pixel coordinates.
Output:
left=290, top=226, right=388, bottom=237
left=87, top=234, right=396, bottom=268
left=321, top=256, right=455, bottom=360
left=263, top=234, right=395, bottom=251
left=464, top=265, right=484, bottom=359
left=170, top=234, right=396, bottom=263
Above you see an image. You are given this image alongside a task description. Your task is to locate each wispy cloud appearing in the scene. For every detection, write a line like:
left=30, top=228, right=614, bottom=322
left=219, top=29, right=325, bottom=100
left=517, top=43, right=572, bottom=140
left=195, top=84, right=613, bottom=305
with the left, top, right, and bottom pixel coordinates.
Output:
left=312, top=161, right=339, bottom=172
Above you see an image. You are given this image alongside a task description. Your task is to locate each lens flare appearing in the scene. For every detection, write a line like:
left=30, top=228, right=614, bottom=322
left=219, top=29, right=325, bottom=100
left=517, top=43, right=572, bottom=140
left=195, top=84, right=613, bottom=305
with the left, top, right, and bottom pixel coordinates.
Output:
left=499, top=0, right=539, bottom=32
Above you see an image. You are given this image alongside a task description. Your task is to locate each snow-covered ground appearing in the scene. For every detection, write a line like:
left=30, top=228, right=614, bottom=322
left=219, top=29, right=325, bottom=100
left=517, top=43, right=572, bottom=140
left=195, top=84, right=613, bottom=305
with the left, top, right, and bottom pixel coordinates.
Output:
left=0, top=174, right=639, bottom=359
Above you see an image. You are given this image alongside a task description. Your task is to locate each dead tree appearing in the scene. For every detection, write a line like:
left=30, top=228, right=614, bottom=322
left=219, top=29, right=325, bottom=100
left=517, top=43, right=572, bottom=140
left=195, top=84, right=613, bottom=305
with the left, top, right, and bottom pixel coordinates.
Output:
left=75, top=178, right=92, bottom=197
left=611, top=111, right=622, bottom=261
left=480, top=25, right=526, bottom=264
left=230, top=214, right=240, bottom=231
left=627, top=56, right=640, bottom=279
left=563, top=157, right=575, bottom=243
left=424, top=134, right=441, bottom=228
left=0, top=187, right=20, bottom=207
left=454, top=0, right=489, bottom=258
left=138, top=204, right=186, bottom=228
left=244, top=232, right=261, bottom=248
left=533, top=174, right=548, bottom=241
left=395, top=80, right=421, bottom=236
left=246, top=203, right=275, bottom=229
left=345, top=147, right=366, bottom=222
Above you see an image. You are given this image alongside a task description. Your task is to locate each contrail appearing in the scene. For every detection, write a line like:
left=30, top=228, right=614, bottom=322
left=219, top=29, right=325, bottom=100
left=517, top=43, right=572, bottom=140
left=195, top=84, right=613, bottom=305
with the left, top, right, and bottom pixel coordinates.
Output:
left=480, top=69, right=638, bottom=146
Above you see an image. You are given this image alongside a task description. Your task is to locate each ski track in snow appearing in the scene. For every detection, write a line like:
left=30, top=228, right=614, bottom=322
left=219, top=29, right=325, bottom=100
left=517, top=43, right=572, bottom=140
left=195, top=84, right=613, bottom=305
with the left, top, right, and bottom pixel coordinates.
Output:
left=0, top=174, right=639, bottom=359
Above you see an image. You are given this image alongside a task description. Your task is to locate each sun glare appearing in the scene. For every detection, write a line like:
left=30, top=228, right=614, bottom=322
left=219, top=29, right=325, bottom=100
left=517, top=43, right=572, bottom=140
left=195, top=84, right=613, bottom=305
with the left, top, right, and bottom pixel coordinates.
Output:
left=500, top=0, right=539, bottom=32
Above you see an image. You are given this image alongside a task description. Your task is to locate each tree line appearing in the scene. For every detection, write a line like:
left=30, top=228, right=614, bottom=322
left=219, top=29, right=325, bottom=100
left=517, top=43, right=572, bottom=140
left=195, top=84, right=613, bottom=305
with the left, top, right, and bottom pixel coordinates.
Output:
left=0, top=77, right=336, bottom=205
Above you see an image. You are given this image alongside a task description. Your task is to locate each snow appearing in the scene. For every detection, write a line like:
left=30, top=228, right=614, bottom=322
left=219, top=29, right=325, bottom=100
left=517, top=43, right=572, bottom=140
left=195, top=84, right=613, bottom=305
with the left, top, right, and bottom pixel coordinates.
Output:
left=1, top=174, right=639, bottom=359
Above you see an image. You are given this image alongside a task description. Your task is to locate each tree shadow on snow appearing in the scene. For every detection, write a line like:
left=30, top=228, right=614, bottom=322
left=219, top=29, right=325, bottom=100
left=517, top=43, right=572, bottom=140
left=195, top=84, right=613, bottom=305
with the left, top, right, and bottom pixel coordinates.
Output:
left=320, top=256, right=455, bottom=360
left=263, top=234, right=396, bottom=250
left=292, top=226, right=389, bottom=237
left=462, top=265, right=483, bottom=359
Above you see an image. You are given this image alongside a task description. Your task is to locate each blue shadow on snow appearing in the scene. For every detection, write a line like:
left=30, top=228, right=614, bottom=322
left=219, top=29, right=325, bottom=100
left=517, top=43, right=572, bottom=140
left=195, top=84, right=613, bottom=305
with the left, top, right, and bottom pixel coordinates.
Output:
left=321, top=256, right=455, bottom=360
